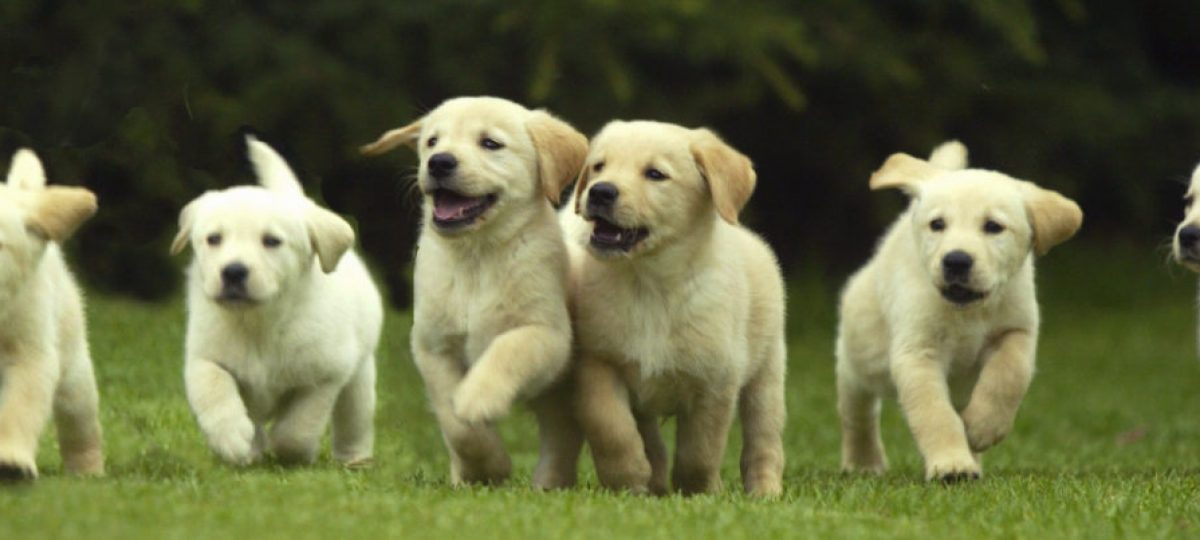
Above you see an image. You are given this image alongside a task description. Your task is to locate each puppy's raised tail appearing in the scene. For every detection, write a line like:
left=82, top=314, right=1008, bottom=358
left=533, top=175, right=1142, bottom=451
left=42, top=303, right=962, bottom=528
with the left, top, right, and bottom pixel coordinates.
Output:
left=246, top=135, right=305, bottom=196
left=928, top=140, right=968, bottom=171
left=5, top=148, right=47, bottom=190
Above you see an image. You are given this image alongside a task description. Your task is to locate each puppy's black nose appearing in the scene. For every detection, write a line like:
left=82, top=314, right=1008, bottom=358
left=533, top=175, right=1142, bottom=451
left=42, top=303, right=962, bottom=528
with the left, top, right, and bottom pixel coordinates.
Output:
left=427, top=153, right=458, bottom=179
left=221, top=263, right=249, bottom=285
left=942, top=250, right=973, bottom=279
left=587, top=182, right=619, bottom=209
left=1179, top=225, right=1200, bottom=248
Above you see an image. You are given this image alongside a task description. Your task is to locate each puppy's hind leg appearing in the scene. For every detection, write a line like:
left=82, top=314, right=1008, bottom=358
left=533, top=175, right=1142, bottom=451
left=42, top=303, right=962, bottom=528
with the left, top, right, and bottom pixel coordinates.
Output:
left=637, top=414, right=668, bottom=495
left=739, top=342, right=786, bottom=497
left=54, top=348, right=104, bottom=476
left=332, top=357, right=376, bottom=467
left=838, top=366, right=888, bottom=474
left=530, top=380, right=583, bottom=490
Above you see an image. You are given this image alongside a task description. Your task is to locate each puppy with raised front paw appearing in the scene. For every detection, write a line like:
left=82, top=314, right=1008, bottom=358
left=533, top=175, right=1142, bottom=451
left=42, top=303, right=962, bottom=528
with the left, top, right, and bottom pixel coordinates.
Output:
left=836, top=141, right=1082, bottom=482
left=0, top=149, right=103, bottom=481
left=173, top=137, right=382, bottom=467
left=563, top=121, right=787, bottom=497
left=361, top=97, right=588, bottom=488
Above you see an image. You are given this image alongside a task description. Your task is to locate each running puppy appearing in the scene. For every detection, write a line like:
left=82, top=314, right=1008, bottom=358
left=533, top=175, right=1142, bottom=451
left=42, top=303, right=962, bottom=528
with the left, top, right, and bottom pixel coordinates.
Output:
left=173, top=137, right=382, bottom=467
left=0, top=149, right=103, bottom=481
left=361, top=97, right=587, bottom=488
left=565, top=121, right=787, bottom=496
left=1172, top=162, right=1200, bottom=349
left=837, top=142, right=1082, bottom=481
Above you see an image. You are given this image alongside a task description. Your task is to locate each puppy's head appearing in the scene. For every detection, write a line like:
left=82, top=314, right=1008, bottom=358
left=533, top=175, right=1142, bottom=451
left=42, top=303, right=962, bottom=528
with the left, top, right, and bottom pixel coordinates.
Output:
left=0, top=149, right=98, bottom=305
left=571, top=121, right=755, bottom=258
left=870, top=143, right=1082, bottom=306
left=1173, top=162, right=1200, bottom=272
left=171, top=141, right=353, bottom=308
left=361, top=97, right=586, bottom=237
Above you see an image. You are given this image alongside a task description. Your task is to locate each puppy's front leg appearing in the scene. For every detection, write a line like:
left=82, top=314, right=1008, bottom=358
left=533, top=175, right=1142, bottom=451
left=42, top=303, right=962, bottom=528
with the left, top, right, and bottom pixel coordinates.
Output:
left=672, top=389, right=737, bottom=495
left=269, top=383, right=341, bottom=464
left=961, top=330, right=1035, bottom=453
left=414, top=344, right=511, bottom=485
left=893, top=350, right=980, bottom=481
left=0, top=358, right=59, bottom=480
left=576, top=357, right=651, bottom=493
left=453, top=325, right=570, bottom=424
left=185, top=357, right=257, bottom=465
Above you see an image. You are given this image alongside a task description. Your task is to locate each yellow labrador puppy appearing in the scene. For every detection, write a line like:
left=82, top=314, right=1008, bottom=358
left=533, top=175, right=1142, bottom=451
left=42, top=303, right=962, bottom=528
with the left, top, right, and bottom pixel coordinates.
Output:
left=564, top=121, right=787, bottom=496
left=361, top=97, right=587, bottom=488
left=837, top=142, right=1082, bottom=481
left=173, top=137, right=382, bottom=467
left=0, top=149, right=103, bottom=481
left=1172, top=162, right=1200, bottom=274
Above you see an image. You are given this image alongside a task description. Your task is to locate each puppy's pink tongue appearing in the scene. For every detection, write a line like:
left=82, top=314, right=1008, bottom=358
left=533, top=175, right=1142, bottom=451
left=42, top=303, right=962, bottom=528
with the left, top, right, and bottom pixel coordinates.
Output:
left=433, top=191, right=480, bottom=220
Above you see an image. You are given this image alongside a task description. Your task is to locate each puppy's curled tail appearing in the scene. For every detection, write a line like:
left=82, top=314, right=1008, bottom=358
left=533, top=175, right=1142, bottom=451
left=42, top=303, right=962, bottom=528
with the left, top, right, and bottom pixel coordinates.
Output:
left=6, top=148, right=47, bottom=190
left=246, top=135, right=305, bottom=196
left=928, top=140, right=968, bottom=171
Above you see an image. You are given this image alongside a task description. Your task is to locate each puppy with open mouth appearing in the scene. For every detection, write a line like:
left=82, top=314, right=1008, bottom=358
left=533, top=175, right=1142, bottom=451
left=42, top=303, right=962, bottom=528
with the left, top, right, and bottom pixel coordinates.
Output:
left=563, top=121, right=787, bottom=496
left=362, top=97, right=588, bottom=488
left=0, top=149, right=103, bottom=481
left=836, top=141, right=1082, bottom=481
left=173, top=137, right=382, bottom=467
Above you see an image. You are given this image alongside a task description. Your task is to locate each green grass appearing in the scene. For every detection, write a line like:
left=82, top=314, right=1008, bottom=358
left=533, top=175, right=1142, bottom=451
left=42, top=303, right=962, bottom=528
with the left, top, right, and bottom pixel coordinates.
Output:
left=3, top=243, right=1200, bottom=538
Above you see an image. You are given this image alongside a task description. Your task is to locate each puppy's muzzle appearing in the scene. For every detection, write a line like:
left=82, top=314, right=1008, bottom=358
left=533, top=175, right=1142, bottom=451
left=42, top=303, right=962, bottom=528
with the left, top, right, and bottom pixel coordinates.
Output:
left=219, top=262, right=252, bottom=302
left=1178, top=224, right=1200, bottom=261
left=427, top=152, right=458, bottom=180
left=586, top=182, right=619, bottom=216
left=939, top=250, right=985, bottom=305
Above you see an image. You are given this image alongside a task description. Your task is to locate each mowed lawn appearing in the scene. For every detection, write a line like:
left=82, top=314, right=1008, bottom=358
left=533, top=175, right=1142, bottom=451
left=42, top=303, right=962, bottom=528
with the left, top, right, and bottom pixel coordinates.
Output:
left=2, top=243, right=1199, bottom=538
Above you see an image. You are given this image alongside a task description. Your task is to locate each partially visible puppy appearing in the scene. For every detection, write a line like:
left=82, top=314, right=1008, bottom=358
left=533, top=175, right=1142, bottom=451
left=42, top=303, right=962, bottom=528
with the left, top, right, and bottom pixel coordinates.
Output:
left=837, top=141, right=1082, bottom=481
left=0, top=149, right=103, bottom=481
left=565, top=121, right=787, bottom=496
left=1171, top=162, right=1200, bottom=349
left=361, top=97, right=587, bottom=488
left=173, top=137, right=382, bottom=467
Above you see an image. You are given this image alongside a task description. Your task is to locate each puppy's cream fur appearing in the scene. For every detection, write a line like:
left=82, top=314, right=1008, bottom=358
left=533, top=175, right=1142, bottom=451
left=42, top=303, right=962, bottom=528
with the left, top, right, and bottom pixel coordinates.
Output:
left=174, top=137, right=382, bottom=467
left=0, top=149, right=103, bottom=480
left=362, top=97, right=588, bottom=488
left=836, top=142, right=1082, bottom=481
left=565, top=121, right=787, bottom=496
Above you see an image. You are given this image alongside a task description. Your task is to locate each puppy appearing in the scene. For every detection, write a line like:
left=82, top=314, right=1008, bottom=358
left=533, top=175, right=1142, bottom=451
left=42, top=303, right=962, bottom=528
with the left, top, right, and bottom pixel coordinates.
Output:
left=0, top=149, right=103, bottom=481
left=172, top=137, right=382, bottom=467
left=836, top=141, right=1082, bottom=481
left=565, top=121, right=787, bottom=496
left=361, top=97, right=588, bottom=488
left=1172, top=162, right=1200, bottom=274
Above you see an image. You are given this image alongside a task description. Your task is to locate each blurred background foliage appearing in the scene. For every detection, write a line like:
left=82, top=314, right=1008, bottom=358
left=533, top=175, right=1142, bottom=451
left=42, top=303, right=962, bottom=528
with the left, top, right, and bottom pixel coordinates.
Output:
left=2, top=0, right=1199, bottom=305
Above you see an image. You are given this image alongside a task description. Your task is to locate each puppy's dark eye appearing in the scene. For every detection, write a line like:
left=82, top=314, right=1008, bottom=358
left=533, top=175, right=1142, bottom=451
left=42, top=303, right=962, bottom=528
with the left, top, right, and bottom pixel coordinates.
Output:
left=983, top=220, right=1005, bottom=234
left=592, top=161, right=604, bottom=173
left=480, top=137, right=504, bottom=150
left=206, top=233, right=222, bottom=246
left=426, top=136, right=438, bottom=148
left=1186, top=195, right=1195, bottom=208
left=930, top=218, right=945, bottom=232
left=263, top=234, right=282, bottom=248
left=644, top=168, right=667, bottom=181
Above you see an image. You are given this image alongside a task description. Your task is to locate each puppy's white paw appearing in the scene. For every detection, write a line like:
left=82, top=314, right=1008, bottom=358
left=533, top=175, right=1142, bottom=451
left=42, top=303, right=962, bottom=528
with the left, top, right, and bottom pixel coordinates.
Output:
left=924, top=453, right=982, bottom=483
left=961, top=402, right=1013, bottom=453
left=452, top=374, right=514, bottom=424
left=0, top=446, right=38, bottom=482
left=205, top=416, right=258, bottom=466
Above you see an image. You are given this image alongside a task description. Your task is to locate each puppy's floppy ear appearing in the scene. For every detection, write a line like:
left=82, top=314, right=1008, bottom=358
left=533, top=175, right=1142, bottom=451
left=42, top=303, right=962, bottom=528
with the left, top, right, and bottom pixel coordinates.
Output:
left=28, top=186, right=98, bottom=243
left=691, top=128, right=756, bottom=224
left=868, top=153, right=940, bottom=195
left=525, top=110, right=588, bottom=205
left=572, top=166, right=590, bottom=215
left=170, top=197, right=201, bottom=255
left=6, top=148, right=47, bottom=189
left=1017, top=181, right=1083, bottom=256
left=307, top=205, right=355, bottom=273
left=360, top=118, right=423, bottom=156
